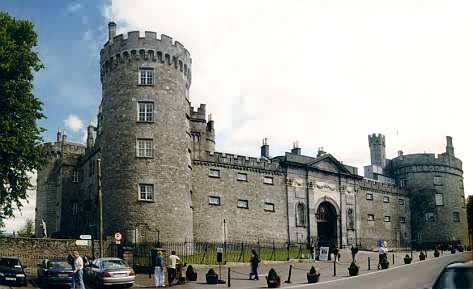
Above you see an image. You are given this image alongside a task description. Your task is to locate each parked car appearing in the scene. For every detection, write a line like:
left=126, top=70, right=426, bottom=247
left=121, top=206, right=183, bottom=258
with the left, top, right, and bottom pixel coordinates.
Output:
left=431, top=261, right=472, bottom=289
left=37, top=259, right=73, bottom=287
left=84, top=257, right=135, bottom=288
left=0, top=256, right=27, bottom=286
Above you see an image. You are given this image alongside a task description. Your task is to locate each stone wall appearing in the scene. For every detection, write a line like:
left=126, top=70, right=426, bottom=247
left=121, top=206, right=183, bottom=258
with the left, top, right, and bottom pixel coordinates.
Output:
left=191, top=162, right=287, bottom=243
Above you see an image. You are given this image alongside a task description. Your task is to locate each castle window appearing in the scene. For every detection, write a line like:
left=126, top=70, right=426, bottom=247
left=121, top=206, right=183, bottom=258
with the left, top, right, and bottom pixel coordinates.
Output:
left=383, top=196, right=390, bottom=203
left=399, top=198, right=405, bottom=205
left=435, top=193, right=444, bottom=206
left=72, top=169, right=79, bottom=183
left=237, top=199, right=248, bottom=209
left=139, top=68, right=154, bottom=85
left=264, top=202, right=275, bottom=212
left=72, top=201, right=79, bottom=216
left=453, top=212, right=460, bottom=222
left=400, top=178, right=407, bottom=188
left=400, top=217, right=406, bottom=223
left=263, top=176, right=274, bottom=185
left=367, top=214, right=375, bottom=221
left=209, top=168, right=220, bottom=178
left=384, top=216, right=391, bottom=222
left=137, top=102, right=154, bottom=122
left=366, top=193, right=373, bottom=200
left=296, top=202, right=306, bottom=227
left=138, top=184, right=154, bottom=201
left=462, top=196, right=465, bottom=208
left=433, top=176, right=442, bottom=186
left=209, top=196, right=221, bottom=206
left=136, top=139, right=153, bottom=158
left=237, top=173, right=248, bottom=181
left=425, top=212, right=435, bottom=222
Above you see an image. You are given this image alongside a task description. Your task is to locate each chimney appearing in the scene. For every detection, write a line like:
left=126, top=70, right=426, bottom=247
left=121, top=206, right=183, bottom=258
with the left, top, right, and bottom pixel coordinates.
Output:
left=61, top=130, right=67, bottom=144
left=207, top=113, right=214, bottom=131
left=108, top=22, right=117, bottom=42
left=446, top=136, right=454, bottom=156
left=291, top=141, right=301, bottom=155
left=317, top=147, right=326, bottom=157
left=398, top=150, right=403, bottom=156
left=261, top=138, right=269, bottom=159
left=86, top=124, right=95, bottom=149
left=56, top=128, right=62, bottom=143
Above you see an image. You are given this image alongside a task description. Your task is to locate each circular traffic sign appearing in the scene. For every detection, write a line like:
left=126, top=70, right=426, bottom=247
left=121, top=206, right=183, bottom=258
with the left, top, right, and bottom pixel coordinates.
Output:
left=114, top=232, right=122, bottom=241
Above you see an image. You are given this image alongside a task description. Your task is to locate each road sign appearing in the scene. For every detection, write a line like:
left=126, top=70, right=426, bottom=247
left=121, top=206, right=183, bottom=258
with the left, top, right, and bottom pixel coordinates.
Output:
left=80, top=234, right=92, bottom=240
left=319, top=246, right=329, bottom=261
left=75, top=240, right=90, bottom=246
left=114, top=232, right=122, bottom=241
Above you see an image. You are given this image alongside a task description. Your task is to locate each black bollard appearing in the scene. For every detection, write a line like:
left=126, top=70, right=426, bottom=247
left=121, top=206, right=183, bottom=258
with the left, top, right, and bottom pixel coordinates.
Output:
left=285, top=265, right=292, bottom=283
left=392, top=254, right=395, bottom=265
left=228, top=267, right=231, bottom=287
left=333, top=259, right=336, bottom=276
left=368, top=257, right=370, bottom=271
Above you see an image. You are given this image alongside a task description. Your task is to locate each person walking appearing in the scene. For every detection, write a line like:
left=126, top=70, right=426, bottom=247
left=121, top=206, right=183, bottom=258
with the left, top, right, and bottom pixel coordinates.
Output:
left=167, top=250, right=180, bottom=287
left=377, top=241, right=388, bottom=270
left=249, top=249, right=260, bottom=280
left=71, top=250, right=85, bottom=289
left=154, top=251, right=165, bottom=288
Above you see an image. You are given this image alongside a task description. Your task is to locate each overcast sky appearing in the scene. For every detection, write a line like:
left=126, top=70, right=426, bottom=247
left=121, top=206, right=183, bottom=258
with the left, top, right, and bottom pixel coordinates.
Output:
left=2, top=0, right=473, bottom=231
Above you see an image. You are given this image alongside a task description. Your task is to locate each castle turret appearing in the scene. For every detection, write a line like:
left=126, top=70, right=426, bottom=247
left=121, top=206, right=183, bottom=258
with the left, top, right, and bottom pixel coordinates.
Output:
left=86, top=124, right=95, bottom=150
left=446, top=136, right=454, bottom=156
left=368, top=133, right=386, bottom=167
left=190, top=104, right=215, bottom=159
left=261, top=138, right=269, bottom=159
left=108, top=22, right=116, bottom=41
left=99, top=22, right=193, bottom=242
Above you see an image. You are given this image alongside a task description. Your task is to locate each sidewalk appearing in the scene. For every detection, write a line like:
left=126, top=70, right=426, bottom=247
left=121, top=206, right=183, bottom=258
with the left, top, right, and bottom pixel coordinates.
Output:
left=133, top=249, right=460, bottom=288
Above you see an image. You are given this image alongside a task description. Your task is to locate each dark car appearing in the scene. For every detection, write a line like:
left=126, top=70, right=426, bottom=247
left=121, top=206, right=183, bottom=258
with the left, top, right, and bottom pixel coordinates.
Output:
left=0, top=256, right=27, bottom=286
left=37, top=259, right=73, bottom=287
left=84, top=257, right=135, bottom=288
left=432, top=261, right=473, bottom=289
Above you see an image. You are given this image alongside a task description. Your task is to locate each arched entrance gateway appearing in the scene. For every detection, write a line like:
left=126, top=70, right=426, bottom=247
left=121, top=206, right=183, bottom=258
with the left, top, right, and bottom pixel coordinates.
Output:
left=316, top=201, right=338, bottom=248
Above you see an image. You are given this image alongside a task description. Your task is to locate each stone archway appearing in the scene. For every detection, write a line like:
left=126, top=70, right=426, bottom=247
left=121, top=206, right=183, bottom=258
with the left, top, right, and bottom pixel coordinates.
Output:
left=316, top=201, right=338, bottom=248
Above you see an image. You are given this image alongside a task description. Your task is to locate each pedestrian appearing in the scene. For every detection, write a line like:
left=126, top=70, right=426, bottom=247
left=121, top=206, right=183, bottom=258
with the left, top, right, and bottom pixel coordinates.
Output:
left=154, top=250, right=165, bottom=288
left=249, top=249, right=260, bottom=280
left=167, top=250, right=180, bottom=287
left=333, top=247, right=340, bottom=262
left=377, top=242, right=388, bottom=270
left=71, top=250, right=85, bottom=289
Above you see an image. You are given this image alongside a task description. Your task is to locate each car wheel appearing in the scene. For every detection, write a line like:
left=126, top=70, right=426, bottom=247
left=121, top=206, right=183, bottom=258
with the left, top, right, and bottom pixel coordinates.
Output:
left=124, top=284, right=133, bottom=288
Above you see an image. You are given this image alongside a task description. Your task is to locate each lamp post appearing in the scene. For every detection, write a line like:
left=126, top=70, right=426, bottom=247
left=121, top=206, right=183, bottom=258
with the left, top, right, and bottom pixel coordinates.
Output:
left=97, top=158, right=104, bottom=258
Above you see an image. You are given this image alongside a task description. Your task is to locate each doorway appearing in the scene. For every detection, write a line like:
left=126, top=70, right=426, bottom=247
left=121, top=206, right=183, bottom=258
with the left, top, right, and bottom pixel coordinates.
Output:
left=316, top=201, right=338, bottom=248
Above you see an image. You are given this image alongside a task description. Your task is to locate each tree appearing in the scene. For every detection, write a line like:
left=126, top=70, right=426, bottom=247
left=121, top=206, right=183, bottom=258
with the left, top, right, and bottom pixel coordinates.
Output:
left=17, top=218, right=34, bottom=237
left=0, top=12, right=45, bottom=219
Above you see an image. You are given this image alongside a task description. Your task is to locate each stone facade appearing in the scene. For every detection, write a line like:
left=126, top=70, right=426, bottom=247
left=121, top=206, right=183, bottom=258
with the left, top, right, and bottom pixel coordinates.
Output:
left=35, top=23, right=468, bottom=250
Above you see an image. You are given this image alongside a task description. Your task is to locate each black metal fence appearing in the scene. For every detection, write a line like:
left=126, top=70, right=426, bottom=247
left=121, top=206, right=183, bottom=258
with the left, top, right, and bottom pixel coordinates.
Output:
left=108, top=240, right=311, bottom=271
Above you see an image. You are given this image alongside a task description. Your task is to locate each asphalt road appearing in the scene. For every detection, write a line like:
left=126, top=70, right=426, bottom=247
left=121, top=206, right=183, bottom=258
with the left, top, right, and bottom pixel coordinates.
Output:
left=281, top=252, right=472, bottom=289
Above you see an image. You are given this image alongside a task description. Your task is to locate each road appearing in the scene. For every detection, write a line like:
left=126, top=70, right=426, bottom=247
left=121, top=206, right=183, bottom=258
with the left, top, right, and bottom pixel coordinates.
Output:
left=0, top=251, right=471, bottom=289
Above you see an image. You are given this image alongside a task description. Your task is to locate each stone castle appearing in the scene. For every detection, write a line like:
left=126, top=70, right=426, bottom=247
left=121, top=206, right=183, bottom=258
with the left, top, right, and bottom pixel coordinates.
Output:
left=35, top=23, right=468, bottom=249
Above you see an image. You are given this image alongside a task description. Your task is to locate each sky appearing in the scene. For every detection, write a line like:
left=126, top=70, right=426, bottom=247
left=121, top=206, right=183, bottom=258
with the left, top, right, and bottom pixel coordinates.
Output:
left=1, top=0, right=473, bottom=232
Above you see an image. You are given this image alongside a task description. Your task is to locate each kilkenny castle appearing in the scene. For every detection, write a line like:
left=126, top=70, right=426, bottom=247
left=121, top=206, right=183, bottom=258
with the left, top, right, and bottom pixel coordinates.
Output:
left=35, top=23, right=468, bottom=250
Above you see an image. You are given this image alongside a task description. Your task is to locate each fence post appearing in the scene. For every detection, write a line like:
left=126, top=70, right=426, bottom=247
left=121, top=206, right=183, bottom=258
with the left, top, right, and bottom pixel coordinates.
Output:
left=392, top=254, right=394, bottom=265
left=287, top=243, right=290, bottom=261
left=228, top=267, right=231, bottom=287
left=368, top=257, right=370, bottom=271
left=285, top=265, right=292, bottom=283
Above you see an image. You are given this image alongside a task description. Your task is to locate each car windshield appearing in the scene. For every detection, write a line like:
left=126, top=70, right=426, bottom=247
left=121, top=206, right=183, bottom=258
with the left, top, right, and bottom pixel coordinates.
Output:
left=47, top=261, right=72, bottom=270
left=0, top=258, right=19, bottom=267
left=102, top=259, right=127, bottom=269
left=434, top=268, right=473, bottom=289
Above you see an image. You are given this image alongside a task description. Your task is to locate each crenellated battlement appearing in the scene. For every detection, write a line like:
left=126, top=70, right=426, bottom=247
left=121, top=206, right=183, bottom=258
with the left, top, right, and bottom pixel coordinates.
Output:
left=390, top=153, right=462, bottom=172
left=368, top=133, right=385, bottom=146
left=190, top=104, right=206, bottom=121
left=42, top=141, right=85, bottom=158
left=359, top=178, right=406, bottom=195
left=100, top=30, right=192, bottom=84
left=194, top=151, right=282, bottom=174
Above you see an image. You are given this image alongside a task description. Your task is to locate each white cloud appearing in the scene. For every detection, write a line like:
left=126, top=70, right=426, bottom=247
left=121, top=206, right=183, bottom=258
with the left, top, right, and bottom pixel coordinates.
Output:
left=67, top=3, right=82, bottom=13
left=103, top=0, right=473, bottom=195
left=64, top=114, right=85, bottom=133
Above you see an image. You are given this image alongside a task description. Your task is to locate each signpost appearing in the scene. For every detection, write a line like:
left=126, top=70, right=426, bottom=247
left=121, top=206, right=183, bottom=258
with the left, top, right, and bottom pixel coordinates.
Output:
left=75, top=240, right=89, bottom=246
left=216, top=247, right=225, bottom=284
left=115, top=232, right=122, bottom=244
left=80, top=234, right=92, bottom=240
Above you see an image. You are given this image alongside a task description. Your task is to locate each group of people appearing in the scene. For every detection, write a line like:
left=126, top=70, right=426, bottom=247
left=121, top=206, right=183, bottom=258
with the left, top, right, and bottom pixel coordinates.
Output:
left=153, top=250, right=181, bottom=288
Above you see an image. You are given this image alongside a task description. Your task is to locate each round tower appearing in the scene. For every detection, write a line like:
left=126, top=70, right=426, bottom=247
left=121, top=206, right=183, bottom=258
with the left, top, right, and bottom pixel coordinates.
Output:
left=388, top=136, right=468, bottom=248
left=368, top=133, right=386, bottom=167
left=98, top=22, right=193, bottom=242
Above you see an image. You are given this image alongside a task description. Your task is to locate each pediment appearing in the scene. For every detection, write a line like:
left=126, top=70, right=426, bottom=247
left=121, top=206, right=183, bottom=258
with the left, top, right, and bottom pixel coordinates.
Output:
left=308, top=154, right=352, bottom=175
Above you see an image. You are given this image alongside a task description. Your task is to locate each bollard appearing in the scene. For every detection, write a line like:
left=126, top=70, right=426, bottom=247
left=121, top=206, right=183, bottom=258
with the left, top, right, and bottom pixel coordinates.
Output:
left=333, top=259, right=336, bottom=276
left=368, top=257, right=370, bottom=270
left=228, top=267, right=231, bottom=287
left=392, top=254, right=395, bottom=265
left=285, top=265, right=292, bottom=283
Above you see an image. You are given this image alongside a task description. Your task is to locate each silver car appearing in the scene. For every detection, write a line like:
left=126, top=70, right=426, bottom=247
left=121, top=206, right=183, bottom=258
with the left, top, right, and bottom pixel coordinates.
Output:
left=84, top=258, right=135, bottom=288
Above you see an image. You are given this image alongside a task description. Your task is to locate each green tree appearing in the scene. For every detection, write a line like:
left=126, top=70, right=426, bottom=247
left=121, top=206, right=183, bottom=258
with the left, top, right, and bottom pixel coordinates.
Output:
left=17, top=218, right=34, bottom=237
left=0, top=12, right=45, bottom=219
